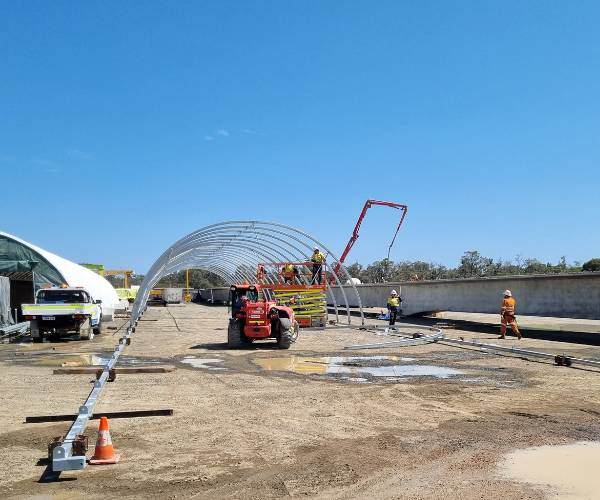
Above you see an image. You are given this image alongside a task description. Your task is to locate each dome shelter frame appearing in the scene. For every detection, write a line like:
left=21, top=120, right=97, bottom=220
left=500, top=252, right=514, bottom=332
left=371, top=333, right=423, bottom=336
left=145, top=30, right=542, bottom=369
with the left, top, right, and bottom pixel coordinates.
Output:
left=131, top=221, right=364, bottom=325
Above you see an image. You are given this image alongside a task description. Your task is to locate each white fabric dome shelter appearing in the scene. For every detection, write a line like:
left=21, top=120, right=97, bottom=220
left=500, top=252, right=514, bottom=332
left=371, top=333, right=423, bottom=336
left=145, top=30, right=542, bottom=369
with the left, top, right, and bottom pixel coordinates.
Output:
left=0, top=231, right=119, bottom=321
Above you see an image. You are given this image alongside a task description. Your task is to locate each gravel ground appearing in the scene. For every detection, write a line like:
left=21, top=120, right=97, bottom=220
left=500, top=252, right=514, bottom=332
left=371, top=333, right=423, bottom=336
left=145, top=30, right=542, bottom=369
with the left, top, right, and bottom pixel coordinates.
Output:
left=1, top=303, right=600, bottom=499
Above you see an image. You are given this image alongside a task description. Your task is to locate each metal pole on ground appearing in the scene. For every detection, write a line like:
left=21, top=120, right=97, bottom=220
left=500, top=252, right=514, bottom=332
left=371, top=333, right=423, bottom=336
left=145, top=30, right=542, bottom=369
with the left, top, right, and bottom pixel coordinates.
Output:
left=51, top=325, right=136, bottom=471
left=437, top=337, right=600, bottom=370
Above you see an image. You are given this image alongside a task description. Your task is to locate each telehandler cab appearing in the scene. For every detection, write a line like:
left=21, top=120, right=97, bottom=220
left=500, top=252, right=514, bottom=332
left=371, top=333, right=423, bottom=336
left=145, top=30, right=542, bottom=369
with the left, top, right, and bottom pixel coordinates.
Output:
left=228, top=284, right=299, bottom=349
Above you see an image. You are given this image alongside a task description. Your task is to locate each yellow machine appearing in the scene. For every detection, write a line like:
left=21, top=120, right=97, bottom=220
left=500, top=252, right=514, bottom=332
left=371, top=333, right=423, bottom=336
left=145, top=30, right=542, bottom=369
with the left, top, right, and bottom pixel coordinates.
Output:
left=103, top=269, right=134, bottom=289
left=257, top=262, right=327, bottom=328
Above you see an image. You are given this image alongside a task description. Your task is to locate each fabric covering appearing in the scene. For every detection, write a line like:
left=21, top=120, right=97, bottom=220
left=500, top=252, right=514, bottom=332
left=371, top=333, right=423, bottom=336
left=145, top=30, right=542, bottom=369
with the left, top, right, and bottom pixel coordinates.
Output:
left=0, top=235, right=64, bottom=289
left=0, top=232, right=119, bottom=320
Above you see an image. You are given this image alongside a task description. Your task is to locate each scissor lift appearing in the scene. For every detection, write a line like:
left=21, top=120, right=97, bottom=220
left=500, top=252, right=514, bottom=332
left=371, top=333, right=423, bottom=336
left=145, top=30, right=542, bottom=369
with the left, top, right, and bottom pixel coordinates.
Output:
left=257, top=262, right=328, bottom=328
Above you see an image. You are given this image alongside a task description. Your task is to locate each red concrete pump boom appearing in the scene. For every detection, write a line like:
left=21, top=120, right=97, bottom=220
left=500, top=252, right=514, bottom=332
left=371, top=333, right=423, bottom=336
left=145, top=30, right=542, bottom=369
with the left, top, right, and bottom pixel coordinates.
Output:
left=332, top=199, right=408, bottom=278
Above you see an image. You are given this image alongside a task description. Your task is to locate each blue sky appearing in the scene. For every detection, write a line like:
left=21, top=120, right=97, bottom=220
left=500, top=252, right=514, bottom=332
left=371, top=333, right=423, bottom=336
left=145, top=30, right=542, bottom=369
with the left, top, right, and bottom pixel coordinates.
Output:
left=2, top=1, right=599, bottom=273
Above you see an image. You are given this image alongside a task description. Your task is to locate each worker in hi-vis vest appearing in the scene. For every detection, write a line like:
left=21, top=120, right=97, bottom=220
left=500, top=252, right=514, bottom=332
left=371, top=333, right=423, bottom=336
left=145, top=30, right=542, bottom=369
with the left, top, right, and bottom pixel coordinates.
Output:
left=283, top=263, right=296, bottom=284
left=499, top=289, right=522, bottom=339
left=311, top=247, right=326, bottom=284
left=387, top=290, right=402, bottom=326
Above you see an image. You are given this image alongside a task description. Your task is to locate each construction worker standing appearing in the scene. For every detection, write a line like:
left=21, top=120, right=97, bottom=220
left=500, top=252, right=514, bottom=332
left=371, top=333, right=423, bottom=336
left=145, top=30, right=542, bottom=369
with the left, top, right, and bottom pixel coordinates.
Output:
left=387, top=290, right=402, bottom=326
left=499, top=289, right=522, bottom=339
left=257, top=264, right=266, bottom=283
left=311, top=247, right=326, bottom=284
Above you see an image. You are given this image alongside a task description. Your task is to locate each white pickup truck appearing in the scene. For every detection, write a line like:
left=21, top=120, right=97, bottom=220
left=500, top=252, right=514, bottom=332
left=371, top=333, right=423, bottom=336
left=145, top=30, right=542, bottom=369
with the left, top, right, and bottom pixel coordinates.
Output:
left=22, top=287, right=103, bottom=342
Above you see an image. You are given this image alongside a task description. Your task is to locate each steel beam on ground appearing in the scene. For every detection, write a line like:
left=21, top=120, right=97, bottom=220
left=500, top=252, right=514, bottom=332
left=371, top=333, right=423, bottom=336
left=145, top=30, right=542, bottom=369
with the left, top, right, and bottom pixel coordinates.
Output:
left=51, top=325, right=135, bottom=471
left=344, top=326, right=443, bottom=350
left=437, top=337, right=600, bottom=369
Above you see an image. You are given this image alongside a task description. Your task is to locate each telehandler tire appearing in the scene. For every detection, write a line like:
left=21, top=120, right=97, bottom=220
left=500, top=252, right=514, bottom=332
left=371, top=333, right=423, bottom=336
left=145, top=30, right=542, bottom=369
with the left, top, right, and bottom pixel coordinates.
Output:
left=228, top=319, right=243, bottom=348
left=277, top=318, right=294, bottom=349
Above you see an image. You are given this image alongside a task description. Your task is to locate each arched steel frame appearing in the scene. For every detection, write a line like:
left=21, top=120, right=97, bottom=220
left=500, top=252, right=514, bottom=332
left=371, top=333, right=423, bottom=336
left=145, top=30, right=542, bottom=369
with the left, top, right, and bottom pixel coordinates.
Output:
left=131, top=221, right=364, bottom=325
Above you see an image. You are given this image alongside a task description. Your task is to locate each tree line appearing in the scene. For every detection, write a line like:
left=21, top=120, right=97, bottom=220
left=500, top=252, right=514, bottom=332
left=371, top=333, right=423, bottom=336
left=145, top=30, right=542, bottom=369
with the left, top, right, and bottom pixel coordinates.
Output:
left=105, top=269, right=226, bottom=289
left=345, top=252, right=600, bottom=283
left=107, top=254, right=600, bottom=288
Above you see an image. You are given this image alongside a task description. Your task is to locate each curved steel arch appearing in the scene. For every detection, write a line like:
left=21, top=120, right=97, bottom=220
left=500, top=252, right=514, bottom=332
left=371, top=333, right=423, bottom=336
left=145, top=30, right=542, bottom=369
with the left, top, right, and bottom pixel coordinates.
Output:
left=131, top=221, right=364, bottom=325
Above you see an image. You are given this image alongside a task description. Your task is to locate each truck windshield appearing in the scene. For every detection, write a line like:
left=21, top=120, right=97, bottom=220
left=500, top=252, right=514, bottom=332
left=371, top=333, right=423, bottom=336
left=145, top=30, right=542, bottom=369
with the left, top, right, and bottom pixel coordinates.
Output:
left=37, top=290, right=88, bottom=303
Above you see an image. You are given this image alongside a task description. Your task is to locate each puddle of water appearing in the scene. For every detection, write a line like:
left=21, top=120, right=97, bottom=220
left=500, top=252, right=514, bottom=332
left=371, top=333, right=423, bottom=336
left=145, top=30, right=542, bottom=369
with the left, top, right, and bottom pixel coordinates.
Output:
left=343, top=377, right=369, bottom=383
left=119, top=356, right=163, bottom=365
left=254, top=356, right=462, bottom=379
left=181, top=357, right=226, bottom=370
left=18, top=353, right=160, bottom=367
left=500, top=441, right=600, bottom=499
left=29, top=353, right=111, bottom=367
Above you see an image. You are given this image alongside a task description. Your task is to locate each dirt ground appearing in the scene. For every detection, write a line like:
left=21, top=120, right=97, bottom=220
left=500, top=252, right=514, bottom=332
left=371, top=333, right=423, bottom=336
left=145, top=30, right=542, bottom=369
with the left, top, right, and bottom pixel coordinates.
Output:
left=1, top=303, right=600, bottom=499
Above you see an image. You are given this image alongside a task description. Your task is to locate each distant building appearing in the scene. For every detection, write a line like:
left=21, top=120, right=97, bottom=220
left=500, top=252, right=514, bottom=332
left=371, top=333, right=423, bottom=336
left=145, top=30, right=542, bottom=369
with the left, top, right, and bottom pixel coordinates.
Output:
left=0, top=231, right=118, bottom=321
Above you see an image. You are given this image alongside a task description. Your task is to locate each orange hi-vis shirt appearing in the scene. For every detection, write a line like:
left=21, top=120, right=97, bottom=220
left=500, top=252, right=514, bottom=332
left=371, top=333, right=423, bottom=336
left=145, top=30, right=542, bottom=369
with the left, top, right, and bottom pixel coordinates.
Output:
left=502, top=297, right=516, bottom=315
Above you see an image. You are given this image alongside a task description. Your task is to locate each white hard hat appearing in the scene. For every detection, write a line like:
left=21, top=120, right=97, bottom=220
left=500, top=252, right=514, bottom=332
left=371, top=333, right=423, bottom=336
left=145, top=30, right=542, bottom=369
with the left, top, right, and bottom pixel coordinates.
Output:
left=503, top=289, right=512, bottom=297
left=313, top=246, right=319, bottom=251
left=391, top=290, right=398, bottom=295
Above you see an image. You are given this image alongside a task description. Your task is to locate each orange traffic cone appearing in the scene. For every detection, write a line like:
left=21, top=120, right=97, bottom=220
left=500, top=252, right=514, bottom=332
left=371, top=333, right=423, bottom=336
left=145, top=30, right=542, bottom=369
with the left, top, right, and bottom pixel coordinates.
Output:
left=89, top=416, right=120, bottom=465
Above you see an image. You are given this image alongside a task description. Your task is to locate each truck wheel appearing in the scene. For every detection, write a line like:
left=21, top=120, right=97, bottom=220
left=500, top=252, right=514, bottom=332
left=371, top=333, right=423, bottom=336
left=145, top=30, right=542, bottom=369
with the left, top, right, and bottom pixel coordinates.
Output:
left=93, top=318, right=103, bottom=335
left=79, top=319, right=94, bottom=341
left=30, top=321, right=43, bottom=343
left=277, top=318, right=294, bottom=349
left=80, top=328, right=94, bottom=341
left=227, top=319, right=243, bottom=348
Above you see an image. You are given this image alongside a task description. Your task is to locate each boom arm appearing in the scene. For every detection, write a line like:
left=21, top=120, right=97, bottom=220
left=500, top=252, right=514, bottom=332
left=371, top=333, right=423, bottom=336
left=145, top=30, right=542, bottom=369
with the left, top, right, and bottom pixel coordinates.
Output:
left=333, top=199, right=408, bottom=277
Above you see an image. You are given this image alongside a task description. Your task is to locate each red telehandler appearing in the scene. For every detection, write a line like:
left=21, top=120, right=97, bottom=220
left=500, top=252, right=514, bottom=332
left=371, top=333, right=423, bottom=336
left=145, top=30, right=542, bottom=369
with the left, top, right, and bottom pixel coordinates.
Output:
left=227, top=283, right=299, bottom=349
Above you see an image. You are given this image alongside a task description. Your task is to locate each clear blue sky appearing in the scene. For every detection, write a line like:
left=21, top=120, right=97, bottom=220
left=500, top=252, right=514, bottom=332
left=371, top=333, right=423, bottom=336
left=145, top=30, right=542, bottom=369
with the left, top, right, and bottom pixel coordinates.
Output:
left=2, top=1, right=599, bottom=273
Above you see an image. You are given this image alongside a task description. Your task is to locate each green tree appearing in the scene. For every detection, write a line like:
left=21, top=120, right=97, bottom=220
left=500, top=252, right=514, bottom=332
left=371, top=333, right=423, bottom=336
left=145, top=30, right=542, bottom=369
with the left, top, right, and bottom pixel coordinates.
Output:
left=392, top=260, right=449, bottom=281
left=457, top=251, right=495, bottom=278
left=345, top=263, right=363, bottom=279
left=156, top=269, right=226, bottom=288
left=363, top=258, right=395, bottom=283
left=582, top=258, right=600, bottom=272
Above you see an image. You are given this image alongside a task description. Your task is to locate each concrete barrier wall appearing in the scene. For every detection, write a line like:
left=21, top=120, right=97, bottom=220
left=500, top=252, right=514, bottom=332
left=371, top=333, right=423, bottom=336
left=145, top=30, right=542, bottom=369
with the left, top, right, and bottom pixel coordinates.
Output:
left=329, top=273, right=600, bottom=320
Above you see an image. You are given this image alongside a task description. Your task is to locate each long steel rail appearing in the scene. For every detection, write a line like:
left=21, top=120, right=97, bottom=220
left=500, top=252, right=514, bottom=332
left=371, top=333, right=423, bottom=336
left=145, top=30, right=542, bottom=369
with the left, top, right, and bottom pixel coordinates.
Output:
left=344, top=325, right=444, bottom=349
left=52, top=322, right=137, bottom=471
left=437, top=337, right=600, bottom=369
left=344, top=330, right=600, bottom=370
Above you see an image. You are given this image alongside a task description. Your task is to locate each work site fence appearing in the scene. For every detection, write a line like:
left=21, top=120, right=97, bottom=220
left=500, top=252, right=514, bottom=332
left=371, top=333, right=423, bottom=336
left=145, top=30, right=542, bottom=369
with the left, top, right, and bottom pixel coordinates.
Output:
left=131, top=221, right=364, bottom=325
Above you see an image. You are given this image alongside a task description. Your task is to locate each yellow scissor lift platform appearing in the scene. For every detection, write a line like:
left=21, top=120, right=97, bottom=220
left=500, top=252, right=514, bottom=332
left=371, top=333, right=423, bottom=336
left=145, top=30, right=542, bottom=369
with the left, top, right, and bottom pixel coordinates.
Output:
left=257, top=262, right=328, bottom=328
